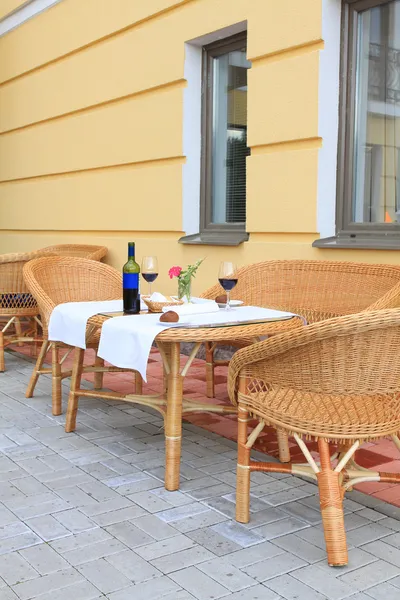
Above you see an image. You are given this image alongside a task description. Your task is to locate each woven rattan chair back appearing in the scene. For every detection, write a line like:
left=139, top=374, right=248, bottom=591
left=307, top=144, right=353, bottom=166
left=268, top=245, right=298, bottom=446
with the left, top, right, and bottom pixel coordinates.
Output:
left=0, top=251, right=51, bottom=317
left=0, top=251, right=58, bottom=371
left=229, top=309, right=400, bottom=441
left=23, top=256, right=121, bottom=332
left=201, top=260, right=400, bottom=323
left=38, top=244, right=107, bottom=262
left=229, top=309, right=400, bottom=566
left=23, top=256, right=138, bottom=418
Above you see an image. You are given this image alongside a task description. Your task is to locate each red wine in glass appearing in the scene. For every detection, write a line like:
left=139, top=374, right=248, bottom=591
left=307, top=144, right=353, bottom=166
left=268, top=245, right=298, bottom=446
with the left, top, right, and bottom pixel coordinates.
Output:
left=218, top=278, right=238, bottom=292
left=141, top=256, right=158, bottom=295
left=218, top=262, right=238, bottom=310
left=142, top=273, right=158, bottom=284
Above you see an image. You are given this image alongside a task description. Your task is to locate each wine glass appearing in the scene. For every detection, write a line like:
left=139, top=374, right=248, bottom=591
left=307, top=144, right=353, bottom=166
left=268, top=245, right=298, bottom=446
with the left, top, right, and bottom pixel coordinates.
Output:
left=218, top=261, right=238, bottom=310
left=141, top=256, right=159, bottom=296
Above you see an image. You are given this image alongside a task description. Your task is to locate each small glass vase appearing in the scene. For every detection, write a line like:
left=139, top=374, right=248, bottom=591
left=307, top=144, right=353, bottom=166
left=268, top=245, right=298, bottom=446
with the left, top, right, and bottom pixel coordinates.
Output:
left=178, top=278, right=191, bottom=303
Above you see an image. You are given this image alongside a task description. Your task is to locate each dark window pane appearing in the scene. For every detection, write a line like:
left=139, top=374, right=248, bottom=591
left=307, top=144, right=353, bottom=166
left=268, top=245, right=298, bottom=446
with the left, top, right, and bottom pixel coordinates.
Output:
left=352, top=0, right=400, bottom=224
left=210, top=46, right=250, bottom=225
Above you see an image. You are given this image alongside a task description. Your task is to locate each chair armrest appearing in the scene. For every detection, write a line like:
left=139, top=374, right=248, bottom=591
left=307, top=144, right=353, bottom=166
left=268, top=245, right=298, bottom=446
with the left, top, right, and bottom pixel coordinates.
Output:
left=228, top=309, right=400, bottom=405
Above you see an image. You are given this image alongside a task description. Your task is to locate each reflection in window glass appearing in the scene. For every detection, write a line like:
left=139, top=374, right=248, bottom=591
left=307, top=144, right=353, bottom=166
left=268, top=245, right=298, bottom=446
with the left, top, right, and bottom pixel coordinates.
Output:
left=352, top=0, right=400, bottom=224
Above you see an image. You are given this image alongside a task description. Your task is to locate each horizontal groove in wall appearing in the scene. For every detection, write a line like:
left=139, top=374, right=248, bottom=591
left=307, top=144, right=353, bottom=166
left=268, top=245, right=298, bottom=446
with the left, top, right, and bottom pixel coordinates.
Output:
left=0, top=231, right=320, bottom=243
left=249, top=233, right=318, bottom=242
left=0, top=155, right=185, bottom=184
left=0, top=0, right=196, bottom=86
left=0, top=79, right=186, bottom=135
left=0, top=229, right=183, bottom=238
left=249, top=39, right=324, bottom=66
left=0, top=1, right=32, bottom=22
left=250, top=137, right=322, bottom=155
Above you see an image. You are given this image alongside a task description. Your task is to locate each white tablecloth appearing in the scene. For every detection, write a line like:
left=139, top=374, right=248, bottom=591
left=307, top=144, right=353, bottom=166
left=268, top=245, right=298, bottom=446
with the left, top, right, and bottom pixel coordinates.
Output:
left=97, top=306, right=297, bottom=381
left=48, top=300, right=299, bottom=382
left=47, top=297, right=212, bottom=350
left=48, top=299, right=148, bottom=349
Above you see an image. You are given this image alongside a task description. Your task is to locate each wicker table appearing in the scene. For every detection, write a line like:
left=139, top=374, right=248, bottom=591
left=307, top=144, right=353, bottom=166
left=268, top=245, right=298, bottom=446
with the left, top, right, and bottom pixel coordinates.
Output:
left=65, top=312, right=304, bottom=491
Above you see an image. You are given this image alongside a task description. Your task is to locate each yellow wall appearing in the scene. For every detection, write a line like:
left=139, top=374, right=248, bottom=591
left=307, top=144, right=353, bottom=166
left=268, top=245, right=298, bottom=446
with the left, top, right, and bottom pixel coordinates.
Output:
left=0, top=0, right=27, bottom=20
left=1, top=0, right=398, bottom=296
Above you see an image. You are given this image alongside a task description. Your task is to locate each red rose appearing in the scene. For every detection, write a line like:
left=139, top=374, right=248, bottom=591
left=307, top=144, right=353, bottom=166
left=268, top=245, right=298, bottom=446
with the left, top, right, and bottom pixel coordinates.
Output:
left=168, top=266, right=182, bottom=279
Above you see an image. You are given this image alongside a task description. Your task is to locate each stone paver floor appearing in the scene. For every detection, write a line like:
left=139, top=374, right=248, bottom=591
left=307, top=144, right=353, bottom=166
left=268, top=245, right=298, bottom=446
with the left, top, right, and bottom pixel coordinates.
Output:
left=0, top=352, right=399, bottom=600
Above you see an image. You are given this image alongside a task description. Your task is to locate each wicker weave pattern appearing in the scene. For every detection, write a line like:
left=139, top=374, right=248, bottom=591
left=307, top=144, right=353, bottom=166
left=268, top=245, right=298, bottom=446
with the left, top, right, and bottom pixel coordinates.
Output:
left=142, top=296, right=184, bottom=313
left=23, top=256, right=121, bottom=336
left=229, top=309, right=400, bottom=432
left=201, top=260, right=400, bottom=398
left=230, top=309, right=400, bottom=566
left=0, top=251, right=60, bottom=371
left=38, top=244, right=107, bottom=262
left=0, top=251, right=48, bottom=316
left=23, top=256, right=126, bottom=416
left=201, top=260, right=400, bottom=321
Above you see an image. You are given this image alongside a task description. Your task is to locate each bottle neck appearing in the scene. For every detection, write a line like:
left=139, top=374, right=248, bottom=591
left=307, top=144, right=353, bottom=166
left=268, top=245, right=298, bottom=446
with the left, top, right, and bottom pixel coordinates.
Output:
left=127, top=243, right=135, bottom=259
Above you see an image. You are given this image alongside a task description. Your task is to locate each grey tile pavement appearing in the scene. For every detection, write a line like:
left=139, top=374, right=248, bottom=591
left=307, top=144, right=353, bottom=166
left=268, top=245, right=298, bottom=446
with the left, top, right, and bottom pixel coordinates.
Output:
left=0, top=352, right=398, bottom=599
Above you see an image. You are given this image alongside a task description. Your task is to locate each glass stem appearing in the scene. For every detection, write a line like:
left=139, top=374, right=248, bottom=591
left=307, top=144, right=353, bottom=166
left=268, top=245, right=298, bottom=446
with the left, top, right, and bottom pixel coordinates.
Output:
left=226, top=290, right=231, bottom=310
left=149, top=282, right=152, bottom=296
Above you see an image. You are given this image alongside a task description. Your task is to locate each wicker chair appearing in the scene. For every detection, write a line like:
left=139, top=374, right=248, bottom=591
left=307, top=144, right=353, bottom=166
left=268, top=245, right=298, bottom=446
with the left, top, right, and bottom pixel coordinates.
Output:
left=201, top=260, right=400, bottom=398
left=23, top=256, right=139, bottom=416
left=0, top=251, right=55, bottom=372
left=38, top=244, right=108, bottom=261
left=228, top=309, right=400, bottom=566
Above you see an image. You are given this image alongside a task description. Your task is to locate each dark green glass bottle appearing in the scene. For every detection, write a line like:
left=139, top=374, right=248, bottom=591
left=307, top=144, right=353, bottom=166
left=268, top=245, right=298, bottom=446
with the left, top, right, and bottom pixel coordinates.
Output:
left=123, top=242, right=140, bottom=314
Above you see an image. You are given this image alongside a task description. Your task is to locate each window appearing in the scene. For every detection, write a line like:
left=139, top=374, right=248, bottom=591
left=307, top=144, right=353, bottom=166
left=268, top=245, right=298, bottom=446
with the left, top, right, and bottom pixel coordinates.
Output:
left=336, top=0, right=400, bottom=245
left=200, top=33, right=250, bottom=244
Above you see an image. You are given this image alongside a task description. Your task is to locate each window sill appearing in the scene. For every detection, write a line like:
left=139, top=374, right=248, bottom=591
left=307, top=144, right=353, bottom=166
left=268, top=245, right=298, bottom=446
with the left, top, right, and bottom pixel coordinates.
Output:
left=313, top=235, right=400, bottom=250
left=179, top=231, right=249, bottom=246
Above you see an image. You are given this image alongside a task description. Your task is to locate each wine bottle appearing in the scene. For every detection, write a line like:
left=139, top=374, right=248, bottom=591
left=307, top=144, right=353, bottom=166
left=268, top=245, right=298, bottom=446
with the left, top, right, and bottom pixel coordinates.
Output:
left=123, top=242, right=141, bottom=314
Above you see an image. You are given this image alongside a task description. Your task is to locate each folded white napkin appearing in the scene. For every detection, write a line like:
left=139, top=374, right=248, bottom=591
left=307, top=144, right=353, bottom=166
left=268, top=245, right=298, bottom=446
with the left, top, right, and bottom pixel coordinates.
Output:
left=148, top=292, right=168, bottom=302
left=162, top=301, right=219, bottom=317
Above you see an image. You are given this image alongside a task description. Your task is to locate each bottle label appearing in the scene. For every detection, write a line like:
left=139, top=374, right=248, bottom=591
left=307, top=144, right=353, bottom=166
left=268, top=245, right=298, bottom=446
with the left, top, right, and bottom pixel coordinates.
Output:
left=123, top=273, right=139, bottom=290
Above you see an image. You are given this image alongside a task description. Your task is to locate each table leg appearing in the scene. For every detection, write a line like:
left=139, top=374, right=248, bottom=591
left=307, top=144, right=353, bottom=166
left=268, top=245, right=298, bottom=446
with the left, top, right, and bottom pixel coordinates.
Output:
left=65, top=348, right=84, bottom=433
left=93, top=355, right=104, bottom=390
left=205, top=342, right=215, bottom=398
left=135, top=372, right=143, bottom=394
left=277, top=430, right=291, bottom=463
left=52, top=343, right=62, bottom=416
left=0, top=331, right=4, bottom=372
left=165, top=342, right=183, bottom=491
left=162, top=343, right=171, bottom=395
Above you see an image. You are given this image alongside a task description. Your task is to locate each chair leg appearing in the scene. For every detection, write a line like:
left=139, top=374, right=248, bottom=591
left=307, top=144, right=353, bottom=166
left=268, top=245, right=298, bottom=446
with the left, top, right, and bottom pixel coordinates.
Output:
left=31, top=318, right=39, bottom=358
left=0, top=331, right=4, bottom=372
left=51, top=343, right=62, bottom=416
left=277, top=430, right=291, bottom=463
left=317, top=438, right=348, bottom=567
left=93, top=355, right=104, bottom=390
left=337, top=442, right=355, bottom=491
left=26, top=339, right=49, bottom=398
left=236, top=406, right=251, bottom=523
left=65, top=348, right=84, bottom=433
left=135, top=372, right=143, bottom=394
left=15, top=318, right=23, bottom=347
left=205, top=342, right=215, bottom=398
